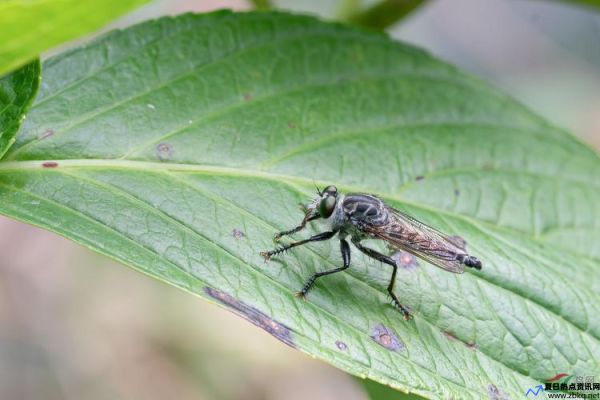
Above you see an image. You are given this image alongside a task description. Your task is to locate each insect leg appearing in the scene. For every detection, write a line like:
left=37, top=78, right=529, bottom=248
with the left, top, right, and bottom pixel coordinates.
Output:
left=352, top=239, right=412, bottom=320
left=273, top=214, right=321, bottom=241
left=295, top=238, right=351, bottom=299
left=260, top=231, right=337, bottom=260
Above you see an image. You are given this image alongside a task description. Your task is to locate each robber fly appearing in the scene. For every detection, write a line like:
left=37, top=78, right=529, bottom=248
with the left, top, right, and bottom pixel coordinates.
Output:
left=260, top=185, right=482, bottom=320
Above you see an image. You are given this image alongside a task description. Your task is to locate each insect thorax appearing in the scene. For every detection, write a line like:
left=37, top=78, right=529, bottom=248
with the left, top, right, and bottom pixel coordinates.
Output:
left=330, top=194, right=388, bottom=239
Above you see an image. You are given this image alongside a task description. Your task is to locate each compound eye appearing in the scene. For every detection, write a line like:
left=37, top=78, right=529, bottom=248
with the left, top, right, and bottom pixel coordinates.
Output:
left=319, top=196, right=336, bottom=218
left=323, top=185, right=337, bottom=195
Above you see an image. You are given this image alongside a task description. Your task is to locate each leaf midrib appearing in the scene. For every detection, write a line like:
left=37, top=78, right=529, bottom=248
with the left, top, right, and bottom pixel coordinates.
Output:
left=0, top=157, right=597, bottom=260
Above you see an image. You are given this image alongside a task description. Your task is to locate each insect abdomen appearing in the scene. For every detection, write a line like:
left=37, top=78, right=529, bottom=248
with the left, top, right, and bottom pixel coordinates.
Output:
left=464, top=255, right=482, bottom=269
left=457, top=253, right=482, bottom=269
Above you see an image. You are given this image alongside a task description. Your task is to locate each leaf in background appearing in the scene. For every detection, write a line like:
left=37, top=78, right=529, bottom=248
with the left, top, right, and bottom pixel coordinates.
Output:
left=347, top=0, right=427, bottom=30
left=0, top=0, right=149, bottom=76
left=362, top=378, right=427, bottom=400
left=1, top=11, right=599, bottom=399
left=0, top=60, right=40, bottom=158
left=559, top=0, right=600, bottom=11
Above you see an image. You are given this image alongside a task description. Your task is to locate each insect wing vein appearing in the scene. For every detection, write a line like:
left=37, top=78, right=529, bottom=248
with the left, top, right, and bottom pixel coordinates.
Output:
left=367, top=207, right=465, bottom=274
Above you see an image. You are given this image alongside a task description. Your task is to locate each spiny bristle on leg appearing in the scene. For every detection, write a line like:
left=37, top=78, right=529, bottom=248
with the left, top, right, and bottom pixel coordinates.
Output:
left=260, top=246, right=290, bottom=261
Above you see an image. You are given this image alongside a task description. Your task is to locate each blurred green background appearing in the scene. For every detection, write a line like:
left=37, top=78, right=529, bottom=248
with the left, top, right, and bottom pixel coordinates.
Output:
left=1, top=1, right=599, bottom=399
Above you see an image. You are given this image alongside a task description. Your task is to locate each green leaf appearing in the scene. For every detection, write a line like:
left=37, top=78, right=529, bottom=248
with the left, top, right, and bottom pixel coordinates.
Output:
left=362, top=378, right=427, bottom=399
left=0, top=0, right=149, bottom=76
left=0, top=60, right=40, bottom=158
left=347, top=0, right=428, bottom=30
left=1, top=11, right=599, bottom=399
left=558, top=0, right=600, bottom=11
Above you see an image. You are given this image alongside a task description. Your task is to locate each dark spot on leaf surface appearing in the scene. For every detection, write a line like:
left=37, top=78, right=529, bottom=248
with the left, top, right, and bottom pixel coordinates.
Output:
left=243, top=93, right=253, bottom=101
left=231, top=228, right=245, bottom=239
left=39, top=129, right=54, bottom=140
left=487, top=384, right=509, bottom=400
left=42, top=162, right=58, bottom=168
left=443, top=331, right=458, bottom=341
left=335, top=340, right=348, bottom=351
left=415, top=175, right=424, bottom=181
left=204, top=287, right=294, bottom=348
left=465, top=342, right=478, bottom=351
left=547, top=373, right=568, bottom=382
left=287, top=121, right=296, bottom=129
left=443, top=331, right=477, bottom=351
left=370, top=323, right=404, bottom=352
left=454, top=189, right=460, bottom=197
left=156, top=143, right=173, bottom=161
left=391, top=251, right=419, bottom=271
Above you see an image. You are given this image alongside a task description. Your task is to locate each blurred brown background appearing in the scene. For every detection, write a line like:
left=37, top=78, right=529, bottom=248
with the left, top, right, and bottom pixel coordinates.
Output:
left=1, top=1, right=599, bottom=399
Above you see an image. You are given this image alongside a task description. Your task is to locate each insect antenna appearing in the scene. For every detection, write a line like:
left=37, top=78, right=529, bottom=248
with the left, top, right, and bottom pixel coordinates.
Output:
left=313, top=179, right=322, bottom=196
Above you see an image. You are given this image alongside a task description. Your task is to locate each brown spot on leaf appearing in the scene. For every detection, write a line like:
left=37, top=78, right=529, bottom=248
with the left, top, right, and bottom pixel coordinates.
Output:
left=415, top=175, right=425, bottom=181
left=335, top=340, right=348, bottom=351
left=243, top=93, right=253, bottom=102
left=487, top=384, right=509, bottom=400
left=443, top=330, right=477, bottom=350
left=39, top=129, right=54, bottom=140
left=370, top=323, right=404, bottom=352
left=231, top=228, right=245, bottom=239
left=156, top=143, right=173, bottom=161
left=465, top=342, right=478, bottom=351
left=287, top=121, right=296, bottom=129
left=41, top=162, right=58, bottom=168
left=391, top=251, right=419, bottom=271
left=443, top=330, right=458, bottom=341
left=204, top=287, right=294, bottom=348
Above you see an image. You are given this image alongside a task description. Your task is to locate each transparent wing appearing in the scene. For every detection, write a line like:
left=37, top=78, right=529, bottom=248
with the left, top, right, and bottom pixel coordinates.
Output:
left=363, top=207, right=466, bottom=274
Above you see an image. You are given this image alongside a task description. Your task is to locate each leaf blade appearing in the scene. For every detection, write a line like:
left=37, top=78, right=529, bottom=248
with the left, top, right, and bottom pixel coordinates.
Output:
left=0, top=0, right=149, bottom=76
left=0, top=60, right=40, bottom=158
left=0, top=11, right=599, bottom=399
